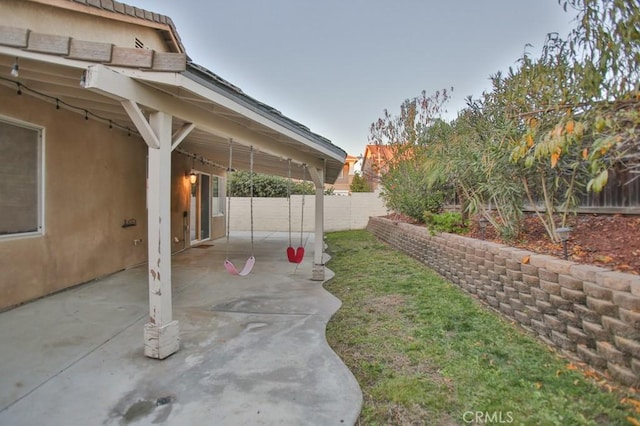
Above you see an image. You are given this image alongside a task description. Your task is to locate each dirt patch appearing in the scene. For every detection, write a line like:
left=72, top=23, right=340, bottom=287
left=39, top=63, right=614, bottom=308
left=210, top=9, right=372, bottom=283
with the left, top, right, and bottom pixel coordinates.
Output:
left=368, top=294, right=406, bottom=312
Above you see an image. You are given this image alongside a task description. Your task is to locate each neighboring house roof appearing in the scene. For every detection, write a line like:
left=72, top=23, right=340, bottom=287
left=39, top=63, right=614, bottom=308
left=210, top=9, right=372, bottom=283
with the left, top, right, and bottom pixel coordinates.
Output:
left=362, top=144, right=395, bottom=174
left=344, top=154, right=359, bottom=164
left=0, top=0, right=347, bottom=183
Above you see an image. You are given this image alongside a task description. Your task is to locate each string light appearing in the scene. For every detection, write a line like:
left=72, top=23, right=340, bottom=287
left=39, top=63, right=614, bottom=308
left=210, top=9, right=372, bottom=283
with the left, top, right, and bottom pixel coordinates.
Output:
left=175, top=148, right=227, bottom=170
left=3, top=77, right=232, bottom=172
left=0, top=76, right=137, bottom=136
left=10, top=58, right=19, bottom=78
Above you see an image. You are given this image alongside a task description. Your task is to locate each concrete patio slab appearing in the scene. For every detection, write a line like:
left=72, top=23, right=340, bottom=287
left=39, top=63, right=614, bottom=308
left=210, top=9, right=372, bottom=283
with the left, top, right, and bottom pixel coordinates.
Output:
left=0, top=232, right=362, bottom=425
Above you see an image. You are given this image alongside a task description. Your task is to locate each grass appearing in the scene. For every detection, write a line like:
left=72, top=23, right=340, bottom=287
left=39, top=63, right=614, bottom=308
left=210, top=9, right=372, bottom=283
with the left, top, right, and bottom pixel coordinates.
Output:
left=324, top=230, right=640, bottom=426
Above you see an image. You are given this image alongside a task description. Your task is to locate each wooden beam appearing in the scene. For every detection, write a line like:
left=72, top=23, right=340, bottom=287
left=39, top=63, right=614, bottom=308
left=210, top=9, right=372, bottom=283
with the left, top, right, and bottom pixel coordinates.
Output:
left=68, top=39, right=112, bottom=62
left=171, top=122, right=195, bottom=151
left=152, top=52, right=187, bottom=72
left=144, top=110, right=179, bottom=359
left=121, top=99, right=160, bottom=148
left=0, top=26, right=29, bottom=48
left=26, top=32, right=70, bottom=55
left=83, top=64, right=325, bottom=169
left=308, top=165, right=326, bottom=281
left=127, top=69, right=343, bottom=163
left=110, top=46, right=153, bottom=68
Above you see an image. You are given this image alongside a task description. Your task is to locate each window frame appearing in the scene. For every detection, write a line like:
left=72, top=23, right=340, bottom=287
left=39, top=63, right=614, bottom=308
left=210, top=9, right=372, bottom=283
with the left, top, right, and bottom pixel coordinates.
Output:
left=0, top=115, right=45, bottom=240
left=211, top=174, right=225, bottom=217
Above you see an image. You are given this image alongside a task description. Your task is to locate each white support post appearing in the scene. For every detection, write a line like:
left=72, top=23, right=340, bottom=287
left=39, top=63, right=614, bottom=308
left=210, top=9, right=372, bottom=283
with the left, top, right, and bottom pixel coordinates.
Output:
left=143, top=111, right=179, bottom=359
left=308, top=166, right=325, bottom=281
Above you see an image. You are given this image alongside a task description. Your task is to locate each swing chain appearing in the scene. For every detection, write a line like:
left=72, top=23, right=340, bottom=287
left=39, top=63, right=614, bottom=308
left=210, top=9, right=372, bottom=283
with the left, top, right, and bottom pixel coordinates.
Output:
left=300, top=164, right=306, bottom=246
left=287, top=159, right=292, bottom=247
left=249, top=145, right=254, bottom=253
left=225, top=139, right=233, bottom=259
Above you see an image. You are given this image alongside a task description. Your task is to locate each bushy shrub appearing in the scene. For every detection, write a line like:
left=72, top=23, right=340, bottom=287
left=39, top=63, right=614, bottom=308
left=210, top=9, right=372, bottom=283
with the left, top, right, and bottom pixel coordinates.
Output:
left=229, top=171, right=314, bottom=197
left=423, top=211, right=467, bottom=235
left=380, top=160, right=445, bottom=223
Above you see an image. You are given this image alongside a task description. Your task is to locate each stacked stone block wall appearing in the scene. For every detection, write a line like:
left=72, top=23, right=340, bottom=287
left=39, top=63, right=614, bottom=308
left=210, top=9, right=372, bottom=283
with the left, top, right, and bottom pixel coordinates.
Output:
left=367, top=216, right=640, bottom=387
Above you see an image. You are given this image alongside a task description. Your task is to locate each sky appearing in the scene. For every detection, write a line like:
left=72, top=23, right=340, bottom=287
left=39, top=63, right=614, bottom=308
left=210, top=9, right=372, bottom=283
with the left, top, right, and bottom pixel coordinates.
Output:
left=123, top=0, right=578, bottom=157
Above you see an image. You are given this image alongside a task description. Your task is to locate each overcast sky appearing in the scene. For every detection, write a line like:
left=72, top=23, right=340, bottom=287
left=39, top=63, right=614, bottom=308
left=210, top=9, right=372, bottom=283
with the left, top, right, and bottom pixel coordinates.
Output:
left=123, top=0, right=578, bottom=156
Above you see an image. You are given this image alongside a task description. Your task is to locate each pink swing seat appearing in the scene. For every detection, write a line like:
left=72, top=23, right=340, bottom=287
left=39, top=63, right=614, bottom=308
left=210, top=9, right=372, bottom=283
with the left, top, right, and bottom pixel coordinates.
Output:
left=224, top=255, right=255, bottom=276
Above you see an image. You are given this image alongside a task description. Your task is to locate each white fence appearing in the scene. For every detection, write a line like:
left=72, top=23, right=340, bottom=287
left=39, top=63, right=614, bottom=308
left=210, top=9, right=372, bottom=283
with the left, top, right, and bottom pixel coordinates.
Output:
left=228, top=192, right=389, bottom=232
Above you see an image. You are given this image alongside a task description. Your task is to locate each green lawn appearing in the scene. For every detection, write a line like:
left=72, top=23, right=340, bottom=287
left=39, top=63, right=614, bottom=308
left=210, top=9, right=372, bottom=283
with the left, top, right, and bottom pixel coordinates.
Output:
left=324, top=230, right=639, bottom=426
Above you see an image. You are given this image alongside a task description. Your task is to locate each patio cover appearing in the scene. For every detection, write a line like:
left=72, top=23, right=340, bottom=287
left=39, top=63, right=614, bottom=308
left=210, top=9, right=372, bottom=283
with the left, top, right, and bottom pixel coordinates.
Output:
left=0, top=2, right=346, bottom=359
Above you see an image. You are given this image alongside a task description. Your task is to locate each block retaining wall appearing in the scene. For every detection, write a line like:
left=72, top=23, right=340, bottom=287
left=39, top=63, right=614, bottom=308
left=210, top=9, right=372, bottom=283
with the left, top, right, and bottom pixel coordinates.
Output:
left=367, top=216, right=640, bottom=387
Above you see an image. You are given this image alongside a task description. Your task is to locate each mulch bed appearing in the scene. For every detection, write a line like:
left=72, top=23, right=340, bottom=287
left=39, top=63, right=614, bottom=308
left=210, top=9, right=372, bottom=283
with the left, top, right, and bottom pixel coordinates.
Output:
left=384, top=213, right=640, bottom=275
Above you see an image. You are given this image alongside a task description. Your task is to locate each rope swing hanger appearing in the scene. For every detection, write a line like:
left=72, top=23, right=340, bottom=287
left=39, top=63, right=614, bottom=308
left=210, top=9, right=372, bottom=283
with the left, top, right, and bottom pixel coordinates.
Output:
left=286, top=159, right=306, bottom=264
left=224, top=139, right=255, bottom=276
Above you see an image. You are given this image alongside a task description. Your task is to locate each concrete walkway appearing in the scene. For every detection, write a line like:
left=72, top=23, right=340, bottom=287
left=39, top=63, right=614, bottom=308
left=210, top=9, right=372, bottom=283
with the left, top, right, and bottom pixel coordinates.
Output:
left=0, top=232, right=362, bottom=425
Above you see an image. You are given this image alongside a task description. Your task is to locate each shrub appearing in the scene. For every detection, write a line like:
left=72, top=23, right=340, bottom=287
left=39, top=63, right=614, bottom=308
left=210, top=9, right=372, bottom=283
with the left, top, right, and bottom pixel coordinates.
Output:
left=423, top=211, right=467, bottom=235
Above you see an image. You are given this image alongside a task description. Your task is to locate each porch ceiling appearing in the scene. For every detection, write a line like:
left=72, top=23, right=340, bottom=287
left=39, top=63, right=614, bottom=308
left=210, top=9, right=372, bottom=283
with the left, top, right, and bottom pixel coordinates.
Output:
left=0, top=50, right=345, bottom=183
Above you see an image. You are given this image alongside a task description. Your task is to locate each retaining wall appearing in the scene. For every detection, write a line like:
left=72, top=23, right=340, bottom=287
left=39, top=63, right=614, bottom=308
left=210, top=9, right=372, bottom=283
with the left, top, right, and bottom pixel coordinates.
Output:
left=367, top=216, right=640, bottom=387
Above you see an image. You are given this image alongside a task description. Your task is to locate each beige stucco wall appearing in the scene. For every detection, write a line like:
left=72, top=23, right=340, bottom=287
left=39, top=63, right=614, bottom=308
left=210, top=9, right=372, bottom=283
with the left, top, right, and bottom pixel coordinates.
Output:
left=0, top=84, right=149, bottom=309
left=0, top=86, right=236, bottom=309
left=0, top=85, right=228, bottom=310
left=228, top=191, right=389, bottom=233
left=3, top=0, right=171, bottom=51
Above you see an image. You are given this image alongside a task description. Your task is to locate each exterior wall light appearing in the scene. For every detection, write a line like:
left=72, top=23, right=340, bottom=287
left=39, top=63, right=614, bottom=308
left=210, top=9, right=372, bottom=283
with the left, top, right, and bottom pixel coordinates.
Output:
left=188, top=171, right=197, bottom=196
left=556, top=227, right=572, bottom=260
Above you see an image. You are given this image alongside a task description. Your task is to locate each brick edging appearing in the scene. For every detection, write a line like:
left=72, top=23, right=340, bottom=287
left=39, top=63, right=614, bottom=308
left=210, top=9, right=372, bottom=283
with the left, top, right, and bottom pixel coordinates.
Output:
left=366, top=216, right=640, bottom=387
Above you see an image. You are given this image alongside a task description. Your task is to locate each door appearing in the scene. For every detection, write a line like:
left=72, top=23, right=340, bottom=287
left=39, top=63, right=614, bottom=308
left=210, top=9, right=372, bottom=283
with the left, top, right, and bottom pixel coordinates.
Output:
left=190, top=172, right=211, bottom=243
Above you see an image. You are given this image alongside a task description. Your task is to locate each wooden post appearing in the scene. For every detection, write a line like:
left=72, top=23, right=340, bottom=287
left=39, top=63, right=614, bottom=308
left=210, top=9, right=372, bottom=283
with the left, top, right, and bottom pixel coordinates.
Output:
left=309, top=166, right=325, bottom=281
left=143, top=110, right=179, bottom=359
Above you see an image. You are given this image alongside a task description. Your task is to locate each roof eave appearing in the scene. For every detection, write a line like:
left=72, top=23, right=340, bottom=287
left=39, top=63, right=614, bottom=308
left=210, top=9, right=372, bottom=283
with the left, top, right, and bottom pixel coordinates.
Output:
left=183, top=62, right=346, bottom=163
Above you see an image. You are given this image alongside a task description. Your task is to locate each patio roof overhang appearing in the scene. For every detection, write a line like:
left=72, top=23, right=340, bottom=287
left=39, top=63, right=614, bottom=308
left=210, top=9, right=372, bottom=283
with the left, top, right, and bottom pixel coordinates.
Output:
left=0, top=48, right=346, bottom=182
left=1, top=44, right=338, bottom=359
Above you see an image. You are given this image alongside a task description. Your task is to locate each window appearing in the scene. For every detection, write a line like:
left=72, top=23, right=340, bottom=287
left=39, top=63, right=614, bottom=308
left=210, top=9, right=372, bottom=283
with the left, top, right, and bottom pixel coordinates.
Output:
left=212, top=176, right=224, bottom=216
left=0, top=117, right=43, bottom=238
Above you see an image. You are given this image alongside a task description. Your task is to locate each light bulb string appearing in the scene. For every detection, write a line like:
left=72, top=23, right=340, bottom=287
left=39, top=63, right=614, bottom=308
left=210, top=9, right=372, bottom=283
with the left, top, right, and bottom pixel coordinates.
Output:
left=0, top=76, right=136, bottom=135
left=1, top=76, right=230, bottom=171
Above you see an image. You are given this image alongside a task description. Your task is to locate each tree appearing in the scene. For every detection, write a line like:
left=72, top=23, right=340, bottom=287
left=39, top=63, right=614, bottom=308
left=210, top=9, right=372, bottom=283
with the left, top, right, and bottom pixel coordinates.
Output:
left=369, top=0, right=639, bottom=241
left=350, top=173, right=371, bottom=192
left=369, top=89, right=452, bottom=222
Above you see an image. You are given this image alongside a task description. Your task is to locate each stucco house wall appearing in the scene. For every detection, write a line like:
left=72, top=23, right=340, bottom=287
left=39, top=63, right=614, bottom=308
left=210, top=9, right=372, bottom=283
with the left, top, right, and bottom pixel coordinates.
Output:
left=0, top=84, right=227, bottom=310
left=0, top=84, right=149, bottom=309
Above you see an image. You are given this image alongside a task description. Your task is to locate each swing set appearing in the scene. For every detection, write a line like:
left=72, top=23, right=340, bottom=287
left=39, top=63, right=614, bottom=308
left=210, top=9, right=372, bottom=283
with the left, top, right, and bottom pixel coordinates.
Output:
left=223, top=140, right=255, bottom=276
left=223, top=141, right=307, bottom=276
left=286, top=159, right=306, bottom=264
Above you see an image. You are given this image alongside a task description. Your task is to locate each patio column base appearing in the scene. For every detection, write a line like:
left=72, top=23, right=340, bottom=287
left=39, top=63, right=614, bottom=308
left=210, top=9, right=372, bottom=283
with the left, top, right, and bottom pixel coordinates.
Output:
left=144, top=320, right=180, bottom=359
left=312, top=263, right=325, bottom=281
